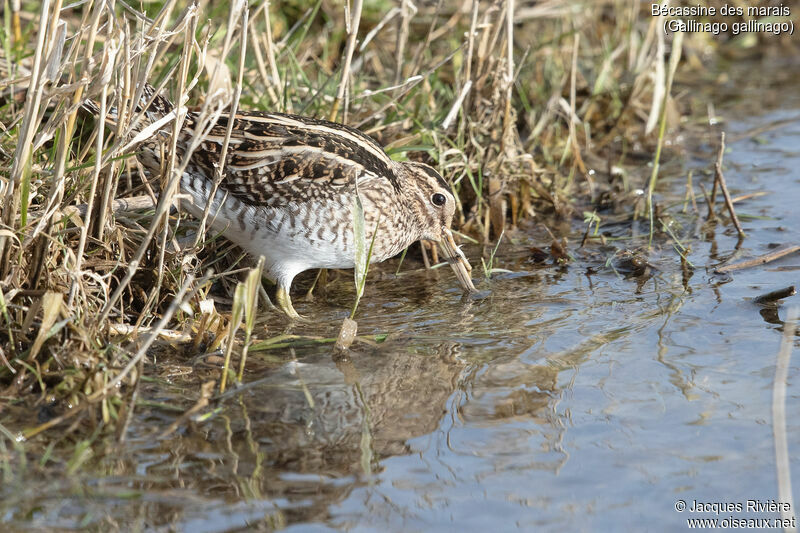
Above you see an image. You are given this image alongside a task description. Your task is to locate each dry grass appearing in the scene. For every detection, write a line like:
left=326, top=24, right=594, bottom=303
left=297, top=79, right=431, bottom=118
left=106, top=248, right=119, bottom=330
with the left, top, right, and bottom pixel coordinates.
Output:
left=0, top=0, right=796, bottom=442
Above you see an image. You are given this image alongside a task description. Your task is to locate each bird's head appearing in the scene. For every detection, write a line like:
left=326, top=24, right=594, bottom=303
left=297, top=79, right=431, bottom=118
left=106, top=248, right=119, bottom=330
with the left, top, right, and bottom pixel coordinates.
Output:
left=398, top=161, right=476, bottom=293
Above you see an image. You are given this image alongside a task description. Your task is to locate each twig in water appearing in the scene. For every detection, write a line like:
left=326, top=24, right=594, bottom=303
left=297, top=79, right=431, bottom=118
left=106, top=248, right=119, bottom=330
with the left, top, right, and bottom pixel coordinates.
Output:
left=646, top=30, right=683, bottom=247
left=772, top=307, right=797, bottom=532
left=159, top=380, right=216, bottom=439
left=715, top=245, right=800, bottom=274
left=713, top=132, right=745, bottom=239
left=731, top=191, right=768, bottom=204
left=707, top=171, right=718, bottom=223
left=698, top=182, right=713, bottom=218
left=753, top=286, right=796, bottom=305
left=682, top=171, right=697, bottom=214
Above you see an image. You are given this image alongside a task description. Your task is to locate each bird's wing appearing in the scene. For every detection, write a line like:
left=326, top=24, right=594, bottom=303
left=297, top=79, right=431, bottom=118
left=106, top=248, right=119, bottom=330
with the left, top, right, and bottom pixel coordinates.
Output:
left=184, top=110, right=399, bottom=206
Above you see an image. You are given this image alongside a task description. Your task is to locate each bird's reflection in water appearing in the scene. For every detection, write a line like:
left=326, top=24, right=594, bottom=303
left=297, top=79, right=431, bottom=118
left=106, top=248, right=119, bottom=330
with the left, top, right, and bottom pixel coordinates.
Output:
left=243, top=341, right=465, bottom=471
left=140, top=340, right=467, bottom=522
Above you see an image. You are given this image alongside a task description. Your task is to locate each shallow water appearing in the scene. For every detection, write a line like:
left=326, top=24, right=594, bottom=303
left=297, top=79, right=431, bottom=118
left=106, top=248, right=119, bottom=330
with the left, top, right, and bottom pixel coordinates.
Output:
left=4, top=62, right=800, bottom=531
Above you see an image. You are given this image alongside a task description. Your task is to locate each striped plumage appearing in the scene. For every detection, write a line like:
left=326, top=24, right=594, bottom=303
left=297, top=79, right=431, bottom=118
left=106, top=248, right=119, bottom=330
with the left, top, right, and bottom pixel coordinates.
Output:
left=92, top=85, right=476, bottom=318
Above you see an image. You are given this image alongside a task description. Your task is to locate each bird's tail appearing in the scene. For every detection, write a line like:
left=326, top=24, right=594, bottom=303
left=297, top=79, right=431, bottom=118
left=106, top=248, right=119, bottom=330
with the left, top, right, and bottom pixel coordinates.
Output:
left=80, top=83, right=175, bottom=137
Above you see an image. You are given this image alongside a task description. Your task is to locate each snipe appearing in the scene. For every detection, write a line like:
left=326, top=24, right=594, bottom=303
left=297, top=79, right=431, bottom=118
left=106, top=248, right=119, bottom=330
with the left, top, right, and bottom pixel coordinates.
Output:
left=92, top=86, right=476, bottom=318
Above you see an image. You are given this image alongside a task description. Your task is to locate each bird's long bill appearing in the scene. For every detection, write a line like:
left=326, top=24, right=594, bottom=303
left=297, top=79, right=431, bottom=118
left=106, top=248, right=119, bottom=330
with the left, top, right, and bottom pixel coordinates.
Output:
left=438, top=227, right=477, bottom=294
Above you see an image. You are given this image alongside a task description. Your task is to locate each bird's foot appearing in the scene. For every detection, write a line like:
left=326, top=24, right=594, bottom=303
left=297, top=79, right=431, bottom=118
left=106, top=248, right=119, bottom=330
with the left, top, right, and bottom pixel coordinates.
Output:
left=276, top=286, right=308, bottom=321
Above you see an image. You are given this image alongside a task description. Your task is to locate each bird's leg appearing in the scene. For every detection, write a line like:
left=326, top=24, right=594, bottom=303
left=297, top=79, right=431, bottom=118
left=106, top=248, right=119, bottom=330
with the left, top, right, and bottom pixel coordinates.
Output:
left=259, top=284, right=277, bottom=312
left=304, top=268, right=328, bottom=302
left=276, top=285, right=304, bottom=321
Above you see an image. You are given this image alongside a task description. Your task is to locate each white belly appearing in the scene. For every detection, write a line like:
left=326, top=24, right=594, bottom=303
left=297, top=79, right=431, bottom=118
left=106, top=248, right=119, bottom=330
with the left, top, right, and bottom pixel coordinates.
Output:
left=180, top=173, right=357, bottom=283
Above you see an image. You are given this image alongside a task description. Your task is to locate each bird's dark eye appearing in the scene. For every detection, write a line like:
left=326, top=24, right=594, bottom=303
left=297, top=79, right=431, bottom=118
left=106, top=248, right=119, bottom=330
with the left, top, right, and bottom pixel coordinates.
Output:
left=432, top=193, right=447, bottom=206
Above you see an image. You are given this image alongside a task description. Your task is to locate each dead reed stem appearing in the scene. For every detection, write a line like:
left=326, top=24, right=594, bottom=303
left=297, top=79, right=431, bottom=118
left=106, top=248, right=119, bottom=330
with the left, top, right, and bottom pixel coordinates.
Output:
left=395, top=0, right=413, bottom=85
left=192, top=1, right=248, bottom=251
left=0, top=0, right=51, bottom=266
left=713, top=132, right=746, bottom=240
left=330, top=0, right=363, bottom=121
left=714, top=245, right=800, bottom=275
left=646, top=31, right=683, bottom=247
